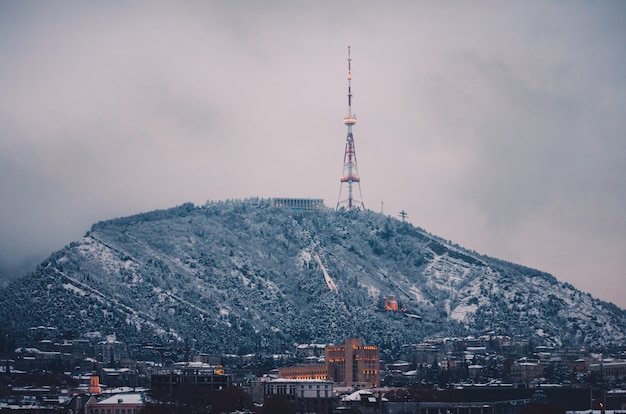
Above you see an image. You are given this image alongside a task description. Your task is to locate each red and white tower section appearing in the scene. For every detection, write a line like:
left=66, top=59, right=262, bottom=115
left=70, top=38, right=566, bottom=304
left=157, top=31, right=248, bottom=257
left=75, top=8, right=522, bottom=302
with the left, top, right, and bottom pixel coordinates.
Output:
left=336, top=46, right=365, bottom=211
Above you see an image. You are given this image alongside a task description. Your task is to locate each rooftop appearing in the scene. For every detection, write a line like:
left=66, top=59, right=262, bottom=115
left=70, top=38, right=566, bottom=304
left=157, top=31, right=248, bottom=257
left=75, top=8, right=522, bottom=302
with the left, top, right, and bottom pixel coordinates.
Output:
left=96, top=393, right=144, bottom=405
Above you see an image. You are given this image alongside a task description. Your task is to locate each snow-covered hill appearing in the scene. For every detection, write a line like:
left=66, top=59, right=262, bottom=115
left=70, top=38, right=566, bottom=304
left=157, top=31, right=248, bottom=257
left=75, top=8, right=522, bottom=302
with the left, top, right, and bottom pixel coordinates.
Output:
left=1, top=198, right=624, bottom=354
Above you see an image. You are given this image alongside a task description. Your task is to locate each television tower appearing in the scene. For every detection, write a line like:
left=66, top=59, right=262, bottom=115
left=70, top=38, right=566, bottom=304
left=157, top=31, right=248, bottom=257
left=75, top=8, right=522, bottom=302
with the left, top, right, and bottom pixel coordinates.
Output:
left=336, top=46, right=365, bottom=211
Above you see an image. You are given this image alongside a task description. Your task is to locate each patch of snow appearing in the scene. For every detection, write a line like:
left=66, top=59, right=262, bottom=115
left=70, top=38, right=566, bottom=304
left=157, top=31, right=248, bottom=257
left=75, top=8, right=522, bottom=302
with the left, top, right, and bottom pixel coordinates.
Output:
left=296, top=249, right=312, bottom=269
left=423, top=254, right=474, bottom=293
left=62, top=283, right=85, bottom=296
left=450, top=303, right=478, bottom=322
left=408, top=285, right=427, bottom=304
left=362, top=284, right=380, bottom=299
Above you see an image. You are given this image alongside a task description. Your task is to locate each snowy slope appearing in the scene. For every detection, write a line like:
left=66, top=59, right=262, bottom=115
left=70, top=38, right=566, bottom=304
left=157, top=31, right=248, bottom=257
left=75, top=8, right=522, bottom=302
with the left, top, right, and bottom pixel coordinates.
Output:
left=1, top=199, right=624, bottom=354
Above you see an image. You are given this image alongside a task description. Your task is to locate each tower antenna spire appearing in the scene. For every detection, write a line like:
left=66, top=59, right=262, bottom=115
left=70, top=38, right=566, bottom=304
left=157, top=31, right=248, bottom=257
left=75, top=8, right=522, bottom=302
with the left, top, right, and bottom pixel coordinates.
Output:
left=337, top=46, right=365, bottom=211
left=347, top=45, right=353, bottom=116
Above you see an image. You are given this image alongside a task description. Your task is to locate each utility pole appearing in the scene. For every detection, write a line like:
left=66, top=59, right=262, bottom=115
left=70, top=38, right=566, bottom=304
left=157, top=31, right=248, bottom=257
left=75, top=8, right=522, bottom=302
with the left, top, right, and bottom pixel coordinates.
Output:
left=399, top=210, right=408, bottom=222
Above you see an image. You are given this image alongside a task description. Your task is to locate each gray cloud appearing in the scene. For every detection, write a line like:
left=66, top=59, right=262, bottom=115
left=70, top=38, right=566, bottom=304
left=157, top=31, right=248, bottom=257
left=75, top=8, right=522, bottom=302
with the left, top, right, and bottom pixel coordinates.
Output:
left=1, top=1, right=625, bottom=307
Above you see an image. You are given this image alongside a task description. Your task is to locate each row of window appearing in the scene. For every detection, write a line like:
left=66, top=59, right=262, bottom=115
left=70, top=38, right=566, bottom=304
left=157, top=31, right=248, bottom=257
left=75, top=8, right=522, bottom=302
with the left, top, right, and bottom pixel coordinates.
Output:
left=302, top=390, right=329, bottom=398
left=267, top=383, right=331, bottom=394
left=89, top=409, right=139, bottom=414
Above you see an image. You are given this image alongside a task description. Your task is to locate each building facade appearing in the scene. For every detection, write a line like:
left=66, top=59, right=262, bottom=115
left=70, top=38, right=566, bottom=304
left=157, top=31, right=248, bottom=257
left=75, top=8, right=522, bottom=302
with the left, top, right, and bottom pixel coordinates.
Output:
left=250, top=378, right=335, bottom=414
left=150, top=363, right=231, bottom=394
left=279, top=338, right=380, bottom=388
left=278, top=363, right=328, bottom=381
left=271, top=198, right=325, bottom=211
left=85, top=393, right=144, bottom=414
left=510, top=361, right=544, bottom=384
left=326, top=338, right=380, bottom=388
left=589, top=360, right=626, bottom=380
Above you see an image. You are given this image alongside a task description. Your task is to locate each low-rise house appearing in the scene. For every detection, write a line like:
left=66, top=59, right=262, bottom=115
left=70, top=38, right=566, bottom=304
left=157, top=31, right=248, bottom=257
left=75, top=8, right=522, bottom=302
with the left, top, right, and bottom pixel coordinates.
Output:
left=294, top=344, right=327, bottom=359
left=400, top=343, right=441, bottom=365
left=94, top=335, right=128, bottom=366
left=191, top=353, right=221, bottom=365
left=336, top=389, right=387, bottom=414
left=510, top=360, right=544, bottom=385
left=468, top=364, right=483, bottom=380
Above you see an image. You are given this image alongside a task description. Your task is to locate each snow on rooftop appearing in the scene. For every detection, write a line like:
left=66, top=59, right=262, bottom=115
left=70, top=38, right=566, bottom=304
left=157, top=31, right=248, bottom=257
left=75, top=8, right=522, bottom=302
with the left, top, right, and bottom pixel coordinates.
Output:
left=341, top=389, right=388, bottom=402
left=96, top=393, right=143, bottom=405
left=264, top=378, right=331, bottom=383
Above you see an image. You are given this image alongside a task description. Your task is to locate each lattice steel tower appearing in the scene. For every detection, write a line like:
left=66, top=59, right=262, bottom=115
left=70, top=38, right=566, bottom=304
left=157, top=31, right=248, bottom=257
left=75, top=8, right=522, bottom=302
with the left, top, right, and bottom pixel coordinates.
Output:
left=336, top=46, right=365, bottom=211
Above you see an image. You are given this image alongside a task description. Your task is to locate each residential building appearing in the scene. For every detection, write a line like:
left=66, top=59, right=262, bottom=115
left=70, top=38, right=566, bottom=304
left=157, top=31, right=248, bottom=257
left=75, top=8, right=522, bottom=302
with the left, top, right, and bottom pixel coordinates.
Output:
left=84, top=393, right=144, bottom=414
left=294, top=344, right=327, bottom=359
left=95, top=335, right=128, bottom=366
left=589, top=359, right=626, bottom=380
left=510, top=360, right=544, bottom=385
left=191, top=353, right=221, bottom=365
left=250, top=378, right=335, bottom=414
left=150, top=363, right=231, bottom=394
left=336, top=389, right=387, bottom=414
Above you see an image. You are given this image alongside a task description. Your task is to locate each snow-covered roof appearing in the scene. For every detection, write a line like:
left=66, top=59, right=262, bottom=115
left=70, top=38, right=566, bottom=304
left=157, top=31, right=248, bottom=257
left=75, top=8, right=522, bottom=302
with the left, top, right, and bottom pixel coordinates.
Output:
left=102, top=387, right=148, bottom=395
left=96, top=393, right=143, bottom=405
left=102, top=367, right=131, bottom=373
left=264, top=378, right=331, bottom=383
left=175, top=361, right=215, bottom=368
left=341, top=389, right=388, bottom=402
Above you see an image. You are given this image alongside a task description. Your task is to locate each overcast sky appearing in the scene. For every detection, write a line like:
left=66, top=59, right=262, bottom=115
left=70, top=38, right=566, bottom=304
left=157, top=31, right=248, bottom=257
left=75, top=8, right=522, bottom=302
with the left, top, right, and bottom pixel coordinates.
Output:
left=1, top=2, right=625, bottom=308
